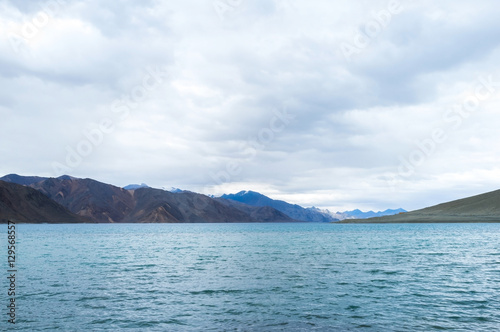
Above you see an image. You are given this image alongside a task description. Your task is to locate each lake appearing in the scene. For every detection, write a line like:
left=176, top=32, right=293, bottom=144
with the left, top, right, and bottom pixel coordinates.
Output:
left=3, top=223, right=500, bottom=331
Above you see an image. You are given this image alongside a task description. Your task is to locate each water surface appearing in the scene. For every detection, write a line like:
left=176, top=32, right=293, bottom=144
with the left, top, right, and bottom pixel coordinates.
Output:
left=3, top=223, right=500, bottom=331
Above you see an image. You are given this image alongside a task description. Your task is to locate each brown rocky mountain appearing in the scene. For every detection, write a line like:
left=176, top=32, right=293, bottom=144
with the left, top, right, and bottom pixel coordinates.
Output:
left=126, top=188, right=258, bottom=223
left=0, top=180, right=89, bottom=223
left=32, top=177, right=135, bottom=223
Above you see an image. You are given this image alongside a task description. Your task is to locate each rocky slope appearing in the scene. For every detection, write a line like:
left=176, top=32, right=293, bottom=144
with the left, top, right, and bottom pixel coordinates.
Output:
left=0, top=180, right=89, bottom=223
left=32, top=177, right=136, bottom=223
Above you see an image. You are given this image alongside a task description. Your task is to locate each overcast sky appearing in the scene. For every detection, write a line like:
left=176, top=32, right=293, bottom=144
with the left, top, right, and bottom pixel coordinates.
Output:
left=1, top=0, right=500, bottom=212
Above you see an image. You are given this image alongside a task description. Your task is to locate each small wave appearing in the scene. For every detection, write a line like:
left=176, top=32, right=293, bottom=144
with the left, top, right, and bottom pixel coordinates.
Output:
left=189, top=289, right=246, bottom=295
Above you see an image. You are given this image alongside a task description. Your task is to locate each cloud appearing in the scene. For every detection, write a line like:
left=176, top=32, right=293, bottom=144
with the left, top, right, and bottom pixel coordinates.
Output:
left=1, top=0, right=500, bottom=211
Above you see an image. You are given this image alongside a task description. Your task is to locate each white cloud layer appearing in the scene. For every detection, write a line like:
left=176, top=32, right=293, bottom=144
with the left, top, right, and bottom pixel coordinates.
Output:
left=1, top=0, right=500, bottom=211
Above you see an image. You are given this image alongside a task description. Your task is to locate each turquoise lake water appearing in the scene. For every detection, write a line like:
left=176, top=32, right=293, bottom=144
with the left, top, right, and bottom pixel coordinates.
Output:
left=2, top=223, right=500, bottom=331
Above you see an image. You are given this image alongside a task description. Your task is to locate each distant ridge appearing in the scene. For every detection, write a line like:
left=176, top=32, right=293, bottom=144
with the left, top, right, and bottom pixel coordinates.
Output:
left=0, top=174, right=48, bottom=186
left=221, top=190, right=337, bottom=222
left=332, top=208, right=407, bottom=220
left=0, top=174, right=78, bottom=186
left=342, top=189, right=500, bottom=223
left=123, top=183, right=150, bottom=190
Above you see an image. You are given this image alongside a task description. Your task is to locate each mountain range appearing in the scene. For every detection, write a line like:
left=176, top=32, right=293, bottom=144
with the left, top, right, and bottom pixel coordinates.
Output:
left=0, top=174, right=405, bottom=224
left=0, top=175, right=297, bottom=223
left=219, top=191, right=406, bottom=221
left=0, top=175, right=302, bottom=223
left=324, top=208, right=407, bottom=220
